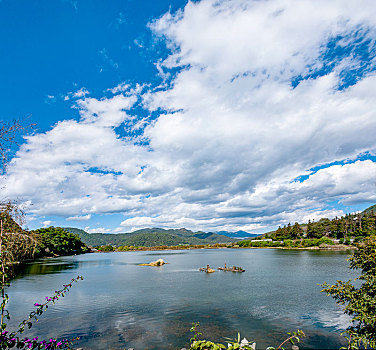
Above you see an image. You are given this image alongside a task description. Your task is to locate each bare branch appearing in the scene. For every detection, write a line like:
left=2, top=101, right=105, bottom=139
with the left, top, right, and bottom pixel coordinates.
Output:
left=0, top=118, right=35, bottom=173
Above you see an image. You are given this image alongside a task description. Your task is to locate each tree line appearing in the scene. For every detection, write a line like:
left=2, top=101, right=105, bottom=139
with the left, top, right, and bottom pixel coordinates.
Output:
left=267, top=207, right=376, bottom=241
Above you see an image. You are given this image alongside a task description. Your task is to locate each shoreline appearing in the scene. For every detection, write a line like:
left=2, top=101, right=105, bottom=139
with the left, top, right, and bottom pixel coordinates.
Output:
left=95, top=244, right=356, bottom=253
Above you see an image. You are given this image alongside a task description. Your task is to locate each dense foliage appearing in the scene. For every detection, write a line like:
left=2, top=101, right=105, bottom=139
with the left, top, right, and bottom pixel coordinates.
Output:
left=32, top=227, right=90, bottom=257
left=0, top=211, right=24, bottom=234
left=263, top=205, right=376, bottom=241
left=0, top=205, right=39, bottom=270
left=65, top=227, right=236, bottom=248
left=321, top=236, right=376, bottom=349
left=0, top=208, right=90, bottom=265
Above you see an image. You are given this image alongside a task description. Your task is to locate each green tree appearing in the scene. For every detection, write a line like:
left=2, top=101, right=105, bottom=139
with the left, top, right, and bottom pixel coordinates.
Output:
left=321, top=236, right=376, bottom=349
left=337, top=218, right=345, bottom=239
left=306, top=220, right=314, bottom=238
left=274, top=226, right=284, bottom=241
left=33, top=227, right=89, bottom=256
left=291, top=222, right=303, bottom=239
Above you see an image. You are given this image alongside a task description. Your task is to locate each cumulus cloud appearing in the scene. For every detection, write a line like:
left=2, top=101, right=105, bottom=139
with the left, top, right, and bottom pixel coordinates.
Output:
left=1, top=0, right=376, bottom=232
left=66, top=214, right=92, bottom=221
left=42, top=220, right=53, bottom=227
left=84, top=226, right=112, bottom=234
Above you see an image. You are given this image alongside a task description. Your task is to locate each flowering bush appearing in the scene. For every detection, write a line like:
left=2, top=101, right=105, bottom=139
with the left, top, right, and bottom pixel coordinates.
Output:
left=0, top=276, right=83, bottom=349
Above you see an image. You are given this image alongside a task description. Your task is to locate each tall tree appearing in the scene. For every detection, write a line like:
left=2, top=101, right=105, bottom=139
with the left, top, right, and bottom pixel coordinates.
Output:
left=291, top=222, right=303, bottom=239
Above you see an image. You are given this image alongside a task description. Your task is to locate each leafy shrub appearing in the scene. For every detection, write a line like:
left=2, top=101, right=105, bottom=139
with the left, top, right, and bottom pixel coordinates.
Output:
left=283, top=239, right=294, bottom=247
left=317, top=237, right=334, bottom=246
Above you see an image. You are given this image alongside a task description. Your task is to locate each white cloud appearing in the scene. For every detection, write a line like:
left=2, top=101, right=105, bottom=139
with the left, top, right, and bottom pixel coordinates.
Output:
left=1, top=0, right=376, bottom=232
left=84, top=226, right=112, bottom=234
left=107, top=83, right=130, bottom=94
left=66, top=214, right=92, bottom=221
left=72, top=88, right=90, bottom=98
left=42, top=220, right=53, bottom=227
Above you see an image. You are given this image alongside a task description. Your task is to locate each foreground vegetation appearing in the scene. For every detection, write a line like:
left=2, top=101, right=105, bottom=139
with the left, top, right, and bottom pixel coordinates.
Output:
left=188, top=324, right=304, bottom=350
left=321, top=235, right=376, bottom=349
left=0, top=207, right=90, bottom=272
left=0, top=205, right=84, bottom=348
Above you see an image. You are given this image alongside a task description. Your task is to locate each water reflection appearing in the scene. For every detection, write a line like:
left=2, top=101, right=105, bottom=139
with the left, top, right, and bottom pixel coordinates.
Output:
left=14, top=259, right=77, bottom=277
left=6, top=249, right=354, bottom=349
left=15, top=256, right=117, bottom=277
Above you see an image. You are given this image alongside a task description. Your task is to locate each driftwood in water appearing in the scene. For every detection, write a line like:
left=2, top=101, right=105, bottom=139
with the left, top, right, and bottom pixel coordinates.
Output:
left=218, top=265, right=245, bottom=272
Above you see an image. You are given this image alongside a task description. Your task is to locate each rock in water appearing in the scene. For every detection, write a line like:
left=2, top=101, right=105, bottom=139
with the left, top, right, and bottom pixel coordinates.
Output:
left=139, top=258, right=166, bottom=266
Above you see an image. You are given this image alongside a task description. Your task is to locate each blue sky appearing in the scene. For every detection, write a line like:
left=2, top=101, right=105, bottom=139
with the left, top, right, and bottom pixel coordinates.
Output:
left=1, top=0, right=376, bottom=233
left=0, top=0, right=186, bottom=131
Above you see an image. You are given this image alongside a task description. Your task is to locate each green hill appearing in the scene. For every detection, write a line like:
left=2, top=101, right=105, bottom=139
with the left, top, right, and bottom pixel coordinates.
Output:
left=363, top=204, right=376, bottom=214
left=64, top=227, right=236, bottom=247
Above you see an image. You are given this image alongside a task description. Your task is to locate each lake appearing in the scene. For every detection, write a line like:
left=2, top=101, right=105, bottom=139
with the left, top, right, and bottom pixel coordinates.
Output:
left=6, top=248, right=356, bottom=349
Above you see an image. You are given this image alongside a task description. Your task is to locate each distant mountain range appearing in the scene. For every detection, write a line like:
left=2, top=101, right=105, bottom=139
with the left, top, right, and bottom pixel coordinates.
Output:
left=65, top=204, right=375, bottom=247
left=63, top=227, right=247, bottom=247
left=215, top=230, right=260, bottom=239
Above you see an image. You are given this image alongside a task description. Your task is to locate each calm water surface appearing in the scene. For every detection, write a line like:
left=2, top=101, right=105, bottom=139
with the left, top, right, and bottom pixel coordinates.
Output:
left=7, top=249, right=356, bottom=349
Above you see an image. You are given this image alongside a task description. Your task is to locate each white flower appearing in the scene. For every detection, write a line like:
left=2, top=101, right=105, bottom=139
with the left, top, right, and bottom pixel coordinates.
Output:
left=240, top=338, right=249, bottom=347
